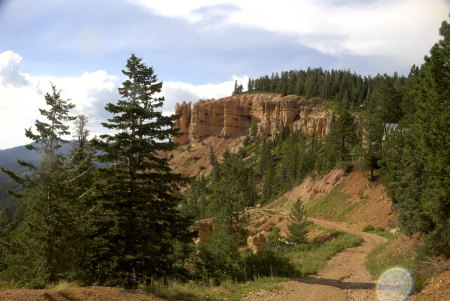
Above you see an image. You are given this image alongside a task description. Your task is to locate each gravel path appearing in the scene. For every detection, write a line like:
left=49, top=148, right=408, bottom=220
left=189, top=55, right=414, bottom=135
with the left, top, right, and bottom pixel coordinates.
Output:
left=242, top=218, right=387, bottom=301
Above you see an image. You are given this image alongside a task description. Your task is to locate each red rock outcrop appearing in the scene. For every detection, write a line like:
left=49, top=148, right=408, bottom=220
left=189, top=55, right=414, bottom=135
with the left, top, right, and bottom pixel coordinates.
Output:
left=174, top=93, right=333, bottom=144
left=194, top=218, right=214, bottom=244
left=247, top=232, right=268, bottom=255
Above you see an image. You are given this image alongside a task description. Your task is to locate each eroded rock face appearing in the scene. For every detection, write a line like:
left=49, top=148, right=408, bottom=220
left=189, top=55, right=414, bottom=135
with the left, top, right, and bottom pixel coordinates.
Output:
left=247, top=232, right=268, bottom=255
left=174, top=101, right=192, bottom=144
left=174, top=93, right=333, bottom=144
left=194, top=218, right=214, bottom=244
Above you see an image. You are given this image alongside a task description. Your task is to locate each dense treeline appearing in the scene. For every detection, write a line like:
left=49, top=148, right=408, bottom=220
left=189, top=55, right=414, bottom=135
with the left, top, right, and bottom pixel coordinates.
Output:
left=246, top=68, right=406, bottom=109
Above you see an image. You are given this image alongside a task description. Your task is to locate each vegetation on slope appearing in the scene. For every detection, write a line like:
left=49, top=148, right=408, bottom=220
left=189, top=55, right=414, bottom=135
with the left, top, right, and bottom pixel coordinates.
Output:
left=145, top=227, right=362, bottom=301
left=0, top=17, right=447, bottom=296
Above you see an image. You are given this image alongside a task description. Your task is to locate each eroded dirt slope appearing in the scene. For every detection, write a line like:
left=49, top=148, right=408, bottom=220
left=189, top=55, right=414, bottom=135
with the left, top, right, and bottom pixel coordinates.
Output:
left=169, top=135, right=245, bottom=177
left=267, top=169, right=397, bottom=230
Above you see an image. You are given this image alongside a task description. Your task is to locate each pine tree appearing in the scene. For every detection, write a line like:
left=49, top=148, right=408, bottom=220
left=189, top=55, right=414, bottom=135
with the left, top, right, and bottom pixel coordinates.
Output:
left=316, top=108, right=358, bottom=174
left=362, top=114, right=383, bottom=181
left=66, top=115, right=97, bottom=282
left=287, top=199, right=310, bottom=244
left=195, top=203, right=245, bottom=284
left=1, top=85, right=77, bottom=287
left=232, top=80, right=244, bottom=95
left=371, top=75, right=403, bottom=123
left=89, top=54, right=192, bottom=287
left=382, top=20, right=450, bottom=256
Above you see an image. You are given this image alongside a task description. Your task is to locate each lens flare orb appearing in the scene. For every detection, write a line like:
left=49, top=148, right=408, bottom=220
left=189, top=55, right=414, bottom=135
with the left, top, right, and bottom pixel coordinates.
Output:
left=376, top=267, right=414, bottom=301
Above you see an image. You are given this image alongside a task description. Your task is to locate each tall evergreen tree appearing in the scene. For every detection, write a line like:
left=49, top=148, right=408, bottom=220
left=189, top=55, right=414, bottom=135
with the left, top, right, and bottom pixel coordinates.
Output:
left=382, top=20, right=450, bottom=256
left=232, top=80, right=244, bottom=95
left=362, top=114, right=383, bottom=181
left=1, top=85, right=77, bottom=287
left=89, top=54, right=192, bottom=287
left=317, top=108, right=358, bottom=173
left=370, top=75, right=403, bottom=123
left=66, top=115, right=97, bottom=282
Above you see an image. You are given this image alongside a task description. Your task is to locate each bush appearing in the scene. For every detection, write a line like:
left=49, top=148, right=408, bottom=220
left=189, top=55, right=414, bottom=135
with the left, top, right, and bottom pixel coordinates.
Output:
left=267, top=227, right=293, bottom=253
left=363, top=225, right=375, bottom=232
left=243, top=251, right=297, bottom=280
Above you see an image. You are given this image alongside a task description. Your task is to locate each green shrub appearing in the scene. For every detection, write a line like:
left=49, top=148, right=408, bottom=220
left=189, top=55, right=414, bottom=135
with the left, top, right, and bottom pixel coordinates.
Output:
left=243, top=251, right=297, bottom=280
left=363, top=225, right=375, bottom=232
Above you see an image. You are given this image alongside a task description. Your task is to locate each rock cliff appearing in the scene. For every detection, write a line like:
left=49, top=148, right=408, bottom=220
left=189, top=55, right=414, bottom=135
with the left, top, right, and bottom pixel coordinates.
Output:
left=174, top=93, right=333, bottom=144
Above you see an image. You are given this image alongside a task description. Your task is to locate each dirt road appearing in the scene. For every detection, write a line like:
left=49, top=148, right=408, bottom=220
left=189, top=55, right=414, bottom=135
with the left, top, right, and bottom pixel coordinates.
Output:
left=242, top=218, right=387, bottom=301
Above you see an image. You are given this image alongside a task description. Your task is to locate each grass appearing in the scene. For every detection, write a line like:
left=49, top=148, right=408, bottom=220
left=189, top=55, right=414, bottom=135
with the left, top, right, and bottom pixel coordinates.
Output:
left=285, top=229, right=363, bottom=275
left=323, top=100, right=341, bottom=109
left=44, top=281, right=81, bottom=299
left=362, top=225, right=396, bottom=240
left=0, top=280, right=10, bottom=290
left=0, top=228, right=364, bottom=301
left=146, top=228, right=363, bottom=301
left=306, top=185, right=359, bottom=222
left=145, top=277, right=287, bottom=301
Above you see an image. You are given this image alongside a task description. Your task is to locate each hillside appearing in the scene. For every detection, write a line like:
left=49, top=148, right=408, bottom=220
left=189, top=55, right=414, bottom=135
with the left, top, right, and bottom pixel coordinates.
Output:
left=170, top=93, right=333, bottom=177
left=166, top=89, right=448, bottom=300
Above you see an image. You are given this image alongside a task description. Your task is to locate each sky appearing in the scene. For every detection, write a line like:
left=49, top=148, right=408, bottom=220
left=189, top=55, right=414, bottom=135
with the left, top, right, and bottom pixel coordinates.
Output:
left=0, top=0, right=448, bottom=149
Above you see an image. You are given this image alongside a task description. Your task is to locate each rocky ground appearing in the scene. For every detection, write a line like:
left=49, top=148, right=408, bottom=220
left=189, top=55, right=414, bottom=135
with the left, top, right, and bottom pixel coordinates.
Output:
left=411, top=267, right=450, bottom=301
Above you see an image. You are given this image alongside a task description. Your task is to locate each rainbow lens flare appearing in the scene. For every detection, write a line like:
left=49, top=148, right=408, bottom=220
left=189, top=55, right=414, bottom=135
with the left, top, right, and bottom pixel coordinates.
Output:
left=376, top=267, right=414, bottom=301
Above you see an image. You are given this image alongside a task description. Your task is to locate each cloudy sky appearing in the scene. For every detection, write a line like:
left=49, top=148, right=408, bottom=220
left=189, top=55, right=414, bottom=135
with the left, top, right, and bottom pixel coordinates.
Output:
left=0, top=0, right=448, bottom=149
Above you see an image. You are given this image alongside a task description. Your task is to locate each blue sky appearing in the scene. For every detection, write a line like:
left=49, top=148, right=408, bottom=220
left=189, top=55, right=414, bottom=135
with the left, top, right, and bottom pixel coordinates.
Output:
left=0, top=0, right=448, bottom=149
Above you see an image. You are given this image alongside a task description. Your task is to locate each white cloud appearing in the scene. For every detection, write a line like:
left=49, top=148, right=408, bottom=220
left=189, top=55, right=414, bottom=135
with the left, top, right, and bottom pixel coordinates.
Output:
left=132, top=0, right=449, bottom=64
left=0, top=50, right=120, bottom=149
left=0, top=51, right=32, bottom=87
left=162, top=75, right=249, bottom=111
left=0, top=50, right=246, bottom=149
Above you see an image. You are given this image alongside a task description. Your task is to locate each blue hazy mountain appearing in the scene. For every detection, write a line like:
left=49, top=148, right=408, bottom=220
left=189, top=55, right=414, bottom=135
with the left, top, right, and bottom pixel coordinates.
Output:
left=0, top=142, right=74, bottom=182
left=0, top=142, right=77, bottom=209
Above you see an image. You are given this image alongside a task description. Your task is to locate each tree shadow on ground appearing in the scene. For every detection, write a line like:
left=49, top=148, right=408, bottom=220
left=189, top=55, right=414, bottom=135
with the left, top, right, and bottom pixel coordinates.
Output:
left=296, top=276, right=375, bottom=290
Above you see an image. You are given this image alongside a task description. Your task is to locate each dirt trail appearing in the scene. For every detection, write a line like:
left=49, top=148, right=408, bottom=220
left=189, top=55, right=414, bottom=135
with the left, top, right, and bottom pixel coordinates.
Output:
left=242, top=218, right=387, bottom=301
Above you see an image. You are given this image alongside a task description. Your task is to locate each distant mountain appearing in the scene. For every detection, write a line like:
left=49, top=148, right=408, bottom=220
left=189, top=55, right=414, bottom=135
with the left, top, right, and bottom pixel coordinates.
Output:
left=0, top=142, right=74, bottom=182
left=0, top=142, right=82, bottom=210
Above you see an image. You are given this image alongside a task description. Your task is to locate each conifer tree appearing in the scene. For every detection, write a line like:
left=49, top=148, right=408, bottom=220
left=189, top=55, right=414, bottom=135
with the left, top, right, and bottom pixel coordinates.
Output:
left=232, top=80, right=244, bottom=95
left=287, top=199, right=310, bottom=244
left=362, top=114, right=383, bottom=181
left=317, top=107, right=358, bottom=173
left=66, top=115, right=97, bottom=281
left=382, top=20, right=450, bottom=256
left=1, top=85, right=77, bottom=287
left=89, top=54, right=192, bottom=287
left=373, top=76, right=403, bottom=123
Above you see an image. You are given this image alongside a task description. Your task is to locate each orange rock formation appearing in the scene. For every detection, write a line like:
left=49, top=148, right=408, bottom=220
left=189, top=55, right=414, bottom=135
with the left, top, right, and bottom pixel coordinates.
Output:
left=174, top=93, right=333, bottom=144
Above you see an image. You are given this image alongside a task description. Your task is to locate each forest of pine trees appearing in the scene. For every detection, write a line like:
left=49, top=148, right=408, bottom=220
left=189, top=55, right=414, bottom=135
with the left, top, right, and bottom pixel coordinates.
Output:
left=0, top=19, right=448, bottom=289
